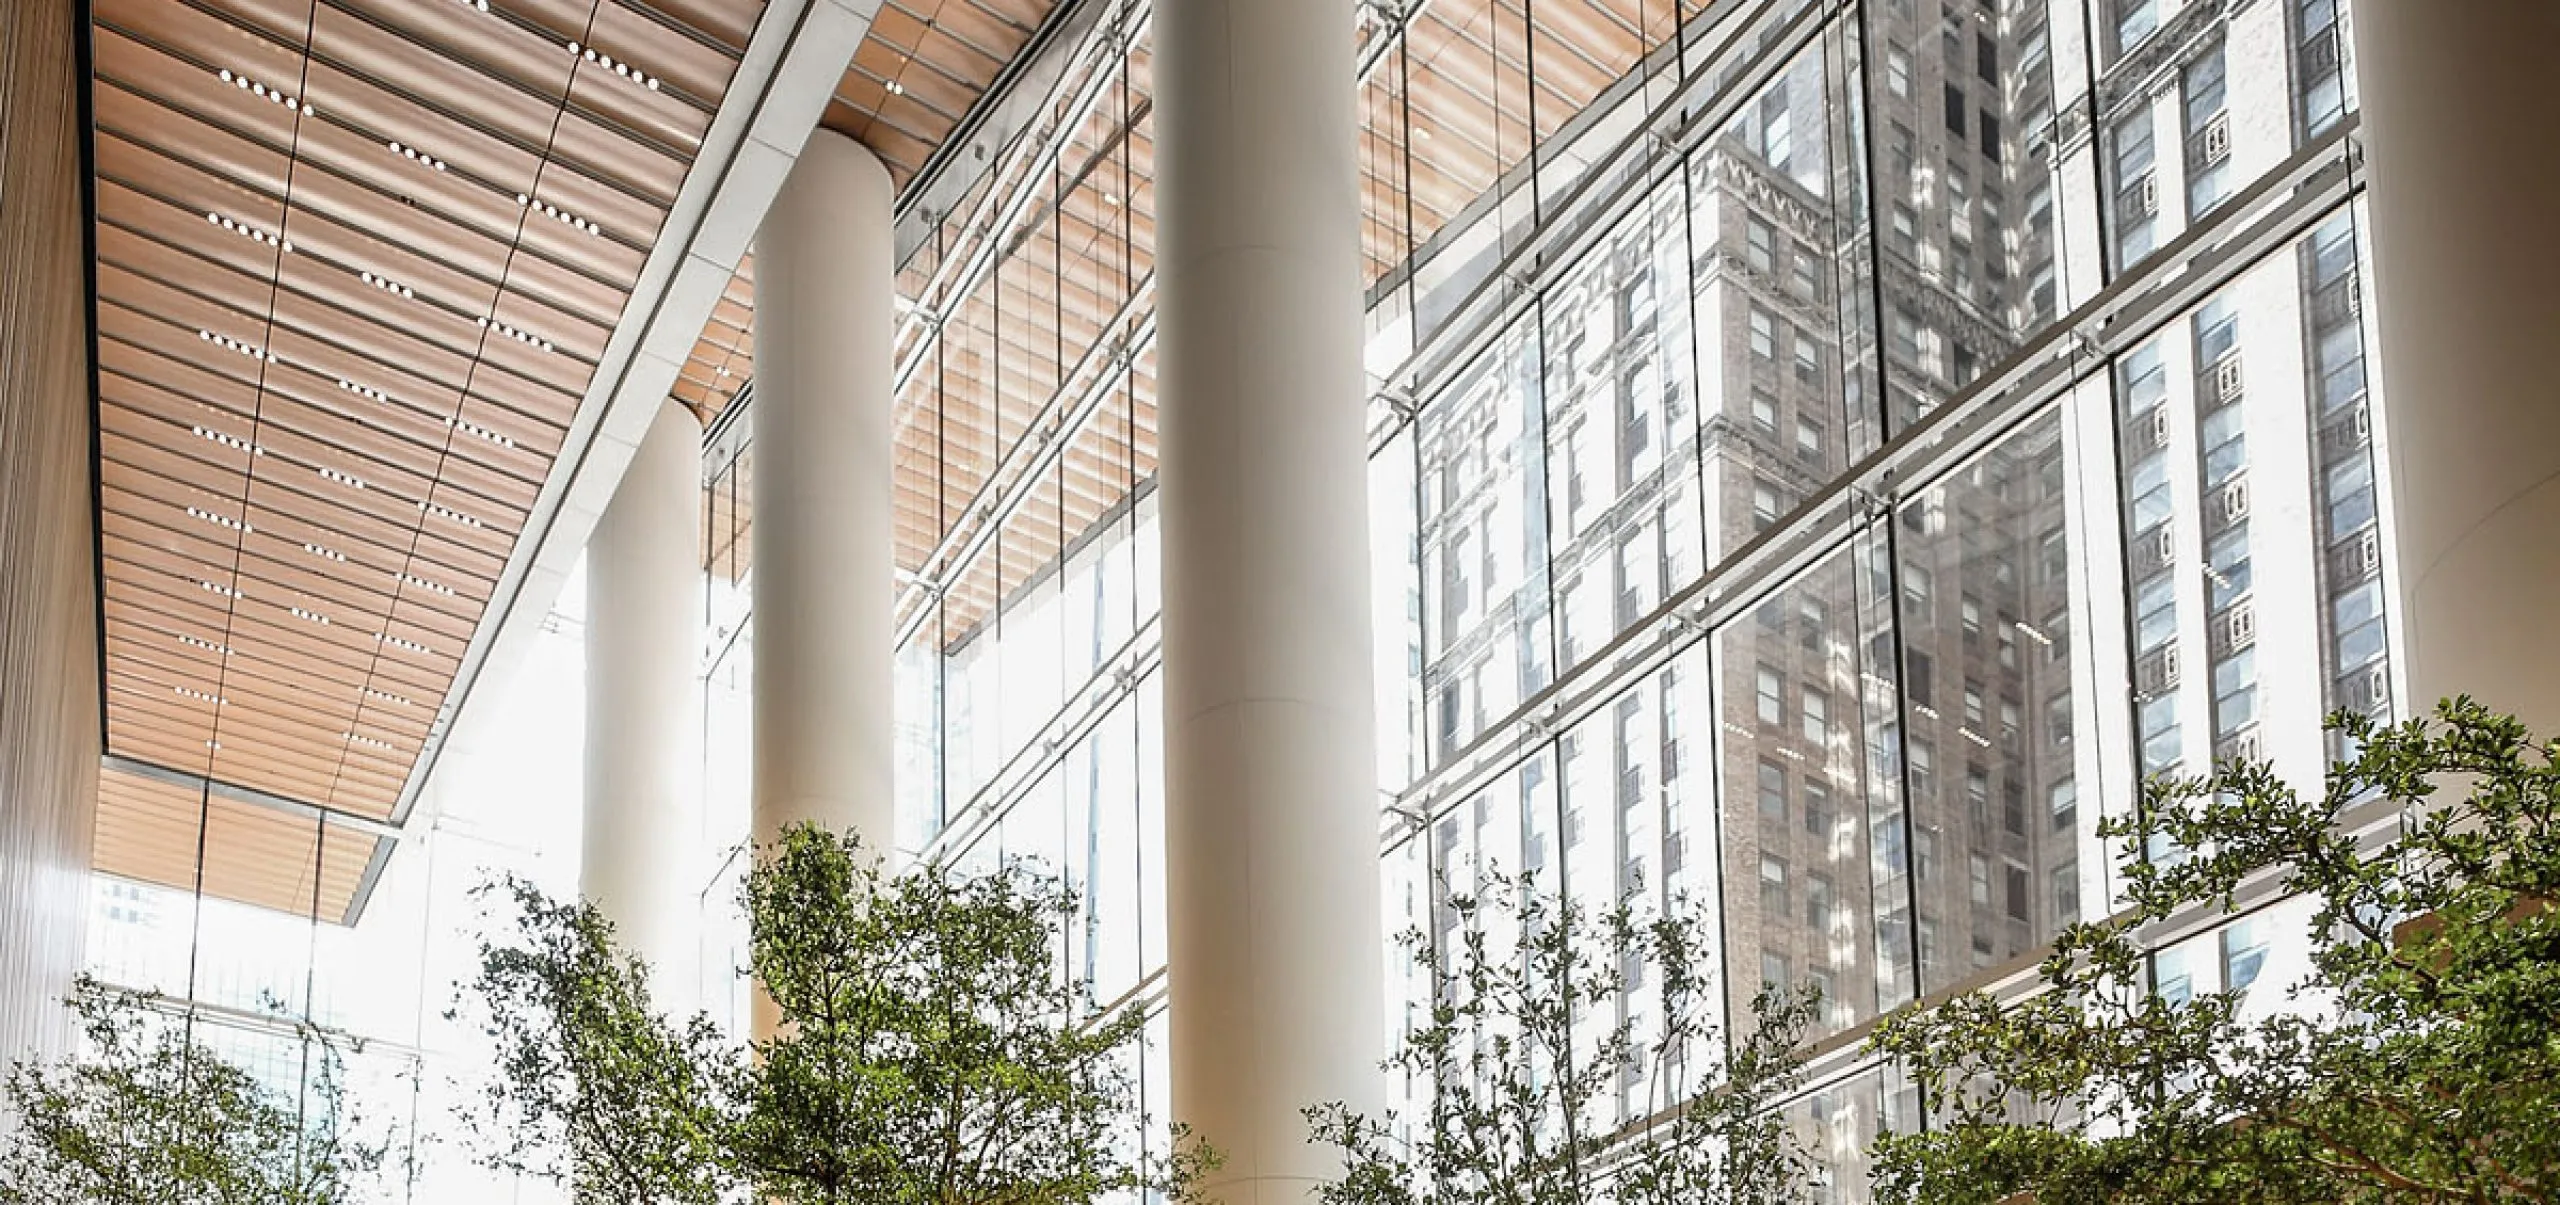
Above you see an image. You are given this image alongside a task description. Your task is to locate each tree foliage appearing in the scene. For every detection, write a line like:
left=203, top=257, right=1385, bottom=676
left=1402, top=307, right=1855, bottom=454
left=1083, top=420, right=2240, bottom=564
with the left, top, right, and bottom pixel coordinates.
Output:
left=459, top=876, right=733, bottom=1205
left=1868, top=700, right=2560, bottom=1205
left=464, top=825, right=1196, bottom=1205
left=731, top=824, right=1201, bottom=1205
left=0, top=976, right=387, bottom=1205
left=1309, top=871, right=1817, bottom=1205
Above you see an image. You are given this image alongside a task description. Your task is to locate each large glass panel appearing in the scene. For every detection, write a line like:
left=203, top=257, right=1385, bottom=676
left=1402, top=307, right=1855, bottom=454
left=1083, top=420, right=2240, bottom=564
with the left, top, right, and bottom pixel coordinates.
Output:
left=1692, top=27, right=1879, bottom=560
left=1543, top=189, right=1703, bottom=670
left=1419, top=318, right=1553, bottom=764
left=1896, top=405, right=2100, bottom=994
left=1864, top=0, right=2096, bottom=430
left=1713, top=532, right=1906, bottom=1035
left=2111, top=202, right=2393, bottom=791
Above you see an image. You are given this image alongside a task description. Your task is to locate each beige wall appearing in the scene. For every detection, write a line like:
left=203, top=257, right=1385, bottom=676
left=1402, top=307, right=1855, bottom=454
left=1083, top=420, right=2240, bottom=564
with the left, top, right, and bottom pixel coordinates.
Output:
left=0, top=0, right=102, bottom=1060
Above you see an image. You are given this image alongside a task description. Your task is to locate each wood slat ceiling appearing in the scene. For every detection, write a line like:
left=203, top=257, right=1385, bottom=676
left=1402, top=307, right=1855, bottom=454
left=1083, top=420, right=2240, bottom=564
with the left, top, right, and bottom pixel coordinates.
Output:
left=691, top=1, right=1670, bottom=654
left=87, top=0, right=772, bottom=916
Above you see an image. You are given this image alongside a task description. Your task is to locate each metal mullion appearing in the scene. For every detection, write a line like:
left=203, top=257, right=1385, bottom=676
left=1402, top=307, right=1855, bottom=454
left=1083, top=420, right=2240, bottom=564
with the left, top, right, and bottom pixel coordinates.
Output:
left=891, top=279, right=1158, bottom=650
left=889, top=10, right=1147, bottom=415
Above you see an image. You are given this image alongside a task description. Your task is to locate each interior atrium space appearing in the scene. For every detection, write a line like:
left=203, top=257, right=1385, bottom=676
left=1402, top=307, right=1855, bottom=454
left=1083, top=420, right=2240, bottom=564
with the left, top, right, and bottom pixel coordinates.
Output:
left=2, top=0, right=2556, bottom=1200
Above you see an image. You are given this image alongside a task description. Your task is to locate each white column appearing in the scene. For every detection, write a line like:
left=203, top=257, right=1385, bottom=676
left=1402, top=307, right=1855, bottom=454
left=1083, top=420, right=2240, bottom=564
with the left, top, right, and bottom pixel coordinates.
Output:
left=1156, top=1, right=1382, bottom=1202
left=750, top=128, right=897, bottom=853
left=583, top=399, right=704, bottom=1006
left=2356, top=1, right=2560, bottom=729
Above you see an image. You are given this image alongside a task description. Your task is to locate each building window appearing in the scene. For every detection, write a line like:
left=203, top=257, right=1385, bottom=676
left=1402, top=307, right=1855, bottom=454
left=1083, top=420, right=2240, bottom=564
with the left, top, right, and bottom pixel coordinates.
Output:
left=1750, top=307, right=1777, bottom=359
left=1746, top=217, right=1776, bottom=273
left=1758, top=760, right=1788, bottom=822
left=2050, top=776, right=2078, bottom=832
left=1805, top=780, right=1834, bottom=838
left=1756, top=664, right=1784, bottom=725
left=1969, top=853, right=1992, bottom=906
left=1802, top=688, right=1830, bottom=745
left=1761, top=854, right=1789, bottom=914
left=1806, top=872, right=1835, bottom=931
left=1886, top=44, right=1910, bottom=97
left=1751, top=388, right=1779, bottom=431
left=1944, top=83, right=1968, bottom=137
left=2006, top=862, right=2031, bottom=922
left=1753, top=481, right=1785, bottom=530
left=1796, top=417, right=1824, bottom=464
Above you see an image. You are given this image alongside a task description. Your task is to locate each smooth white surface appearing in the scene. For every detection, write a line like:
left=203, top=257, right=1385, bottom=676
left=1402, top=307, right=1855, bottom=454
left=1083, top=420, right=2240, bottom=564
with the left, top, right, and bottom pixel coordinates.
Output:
left=2358, top=0, right=2560, bottom=729
left=582, top=400, right=705, bottom=1008
left=1156, top=0, right=1384, bottom=1200
left=751, top=128, right=898, bottom=854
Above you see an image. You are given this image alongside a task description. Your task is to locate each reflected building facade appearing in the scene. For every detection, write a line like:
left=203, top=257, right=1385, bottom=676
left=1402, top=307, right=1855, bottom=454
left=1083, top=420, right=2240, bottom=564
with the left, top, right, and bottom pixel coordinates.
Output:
left=685, top=0, right=2394, bottom=1200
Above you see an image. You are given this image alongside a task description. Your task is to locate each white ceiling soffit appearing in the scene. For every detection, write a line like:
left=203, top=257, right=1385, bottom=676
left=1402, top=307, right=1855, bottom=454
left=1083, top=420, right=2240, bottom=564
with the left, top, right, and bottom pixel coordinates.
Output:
left=384, top=0, right=880, bottom=833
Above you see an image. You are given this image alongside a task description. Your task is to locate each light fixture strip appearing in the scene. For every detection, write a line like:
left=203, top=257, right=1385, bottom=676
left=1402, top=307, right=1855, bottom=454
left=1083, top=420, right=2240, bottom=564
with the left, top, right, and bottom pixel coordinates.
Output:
left=193, top=425, right=265, bottom=456
left=420, top=500, right=483, bottom=529
left=214, top=68, right=311, bottom=115
left=447, top=415, right=517, bottom=449
left=304, top=542, right=348, bottom=563
left=175, top=685, right=227, bottom=705
left=199, top=330, right=280, bottom=363
left=358, top=270, right=416, bottom=299
left=185, top=505, right=252, bottom=534
left=565, top=40, right=661, bottom=92
left=402, top=572, right=457, bottom=597
left=318, top=466, right=369, bottom=491
left=475, top=315, right=554, bottom=354
left=179, top=634, right=233, bottom=656
left=515, top=190, right=602, bottom=237
left=386, top=140, right=449, bottom=172
left=291, top=606, right=332, bottom=626
left=206, top=211, right=292, bottom=254
left=381, top=632, right=431, bottom=655
left=338, top=378, right=389, bottom=403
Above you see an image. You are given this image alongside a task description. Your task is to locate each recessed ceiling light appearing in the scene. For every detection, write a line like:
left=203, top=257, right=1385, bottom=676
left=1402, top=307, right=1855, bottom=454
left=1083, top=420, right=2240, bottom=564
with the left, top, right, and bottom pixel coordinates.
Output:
left=567, top=41, right=661, bottom=91
left=515, top=192, right=602, bottom=236
left=386, top=140, right=448, bottom=172
left=365, top=687, right=415, bottom=707
left=215, top=68, right=309, bottom=116
left=206, top=211, right=292, bottom=254
left=318, top=466, right=368, bottom=491
left=359, top=270, right=416, bottom=299
left=886, top=79, right=905, bottom=96
left=304, top=542, right=347, bottom=563
left=381, top=633, right=431, bottom=655
left=175, top=685, right=226, bottom=705
left=342, top=731, right=398, bottom=751
left=179, top=634, right=233, bottom=656
left=200, top=580, right=242, bottom=599
left=193, top=426, right=265, bottom=456
left=185, top=506, right=252, bottom=534
left=402, top=573, right=456, bottom=597
left=338, top=378, right=389, bottom=403
left=447, top=415, right=517, bottom=450
left=291, top=606, right=332, bottom=626
left=420, top=500, right=483, bottom=529
left=475, top=315, right=554, bottom=354
left=199, top=330, right=280, bottom=363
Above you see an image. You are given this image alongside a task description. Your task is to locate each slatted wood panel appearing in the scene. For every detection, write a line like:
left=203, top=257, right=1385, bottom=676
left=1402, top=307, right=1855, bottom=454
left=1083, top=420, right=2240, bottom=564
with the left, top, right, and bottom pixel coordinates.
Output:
left=90, top=767, right=376, bottom=923
left=84, top=0, right=790, bottom=920
left=0, top=0, right=105, bottom=1058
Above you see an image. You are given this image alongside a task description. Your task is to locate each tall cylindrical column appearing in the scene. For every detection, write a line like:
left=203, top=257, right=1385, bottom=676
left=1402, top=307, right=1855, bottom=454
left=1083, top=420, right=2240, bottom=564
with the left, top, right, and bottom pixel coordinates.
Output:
left=2356, top=2, right=2560, bottom=729
left=751, top=129, right=897, bottom=853
left=583, top=398, right=705, bottom=1007
left=1157, top=1, right=1382, bottom=1201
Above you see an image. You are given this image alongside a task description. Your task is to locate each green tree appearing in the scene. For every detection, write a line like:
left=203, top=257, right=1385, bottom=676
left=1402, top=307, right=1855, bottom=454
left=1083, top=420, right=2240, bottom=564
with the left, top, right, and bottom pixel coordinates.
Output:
left=458, top=876, right=733, bottom=1205
left=0, top=976, right=388, bottom=1205
left=1308, top=870, right=1818, bottom=1205
left=1868, top=699, right=2560, bottom=1205
left=729, top=824, right=1202, bottom=1205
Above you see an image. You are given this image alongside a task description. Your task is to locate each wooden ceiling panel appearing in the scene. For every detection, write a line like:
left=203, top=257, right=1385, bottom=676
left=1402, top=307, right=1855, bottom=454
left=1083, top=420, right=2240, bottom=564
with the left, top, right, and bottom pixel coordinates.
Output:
left=90, top=0, right=774, bottom=920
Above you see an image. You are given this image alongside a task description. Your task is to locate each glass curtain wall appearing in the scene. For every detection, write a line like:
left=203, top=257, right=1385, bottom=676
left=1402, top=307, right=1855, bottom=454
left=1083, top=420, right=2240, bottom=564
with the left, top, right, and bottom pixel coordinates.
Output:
left=85, top=593, right=591, bottom=1202
left=695, top=1, right=2392, bottom=1201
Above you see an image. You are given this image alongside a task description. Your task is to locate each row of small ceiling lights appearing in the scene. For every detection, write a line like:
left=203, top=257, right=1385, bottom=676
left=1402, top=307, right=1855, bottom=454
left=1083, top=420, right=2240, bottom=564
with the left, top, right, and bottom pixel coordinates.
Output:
left=184, top=0, right=686, bottom=757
